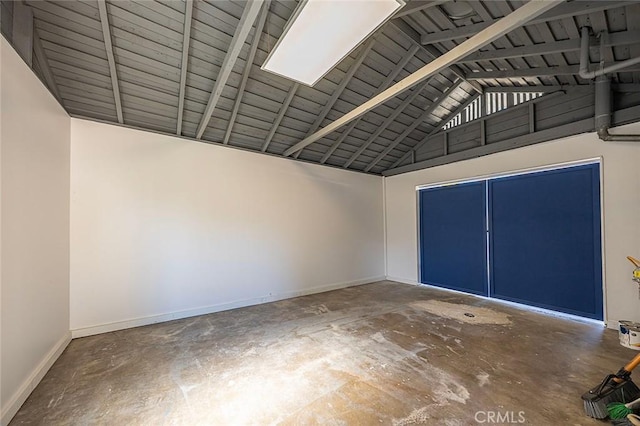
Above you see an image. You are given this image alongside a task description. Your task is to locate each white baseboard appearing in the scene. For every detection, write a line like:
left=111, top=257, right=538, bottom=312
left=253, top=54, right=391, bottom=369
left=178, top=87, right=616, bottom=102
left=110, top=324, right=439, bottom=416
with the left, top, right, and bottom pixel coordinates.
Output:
left=605, top=318, right=622, bottom=330
left=71, top=276, right=386, bottom=338
left=386, top=276, right=419, bottom=286
left=1, top=331, right=72, bottom=426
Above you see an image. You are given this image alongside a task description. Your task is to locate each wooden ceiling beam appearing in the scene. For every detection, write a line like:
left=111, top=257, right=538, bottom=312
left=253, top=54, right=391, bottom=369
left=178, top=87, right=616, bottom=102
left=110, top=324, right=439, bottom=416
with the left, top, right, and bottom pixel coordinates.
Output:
left=459, top=30, right=640, bottom=64
left=176, top=0, right=194, bottom=135
left=293, top=36, right=376, bottom=159
left=195, top=0, right=264, bottom=139
left=390, top=20, right=482, bottom=94
left=283, top=0, right=563, bottom=157
left=33, top=29, right=62, bottom=103
left=320, top=44, right=420, bottom=164
left=468, top=65, right=640, bottom=80
left=343, top=78, right=435, bottom=169
left=364, top=80, right=462, bottom=172
left=97, top=0, right=123, bottom=124
left=420, top=0, right=629, bottom=45
left=261, top=83, right=299, bottom=153
left=389, top=91, right=481, bottom=169
left=223, top=2, right=270, bottom=145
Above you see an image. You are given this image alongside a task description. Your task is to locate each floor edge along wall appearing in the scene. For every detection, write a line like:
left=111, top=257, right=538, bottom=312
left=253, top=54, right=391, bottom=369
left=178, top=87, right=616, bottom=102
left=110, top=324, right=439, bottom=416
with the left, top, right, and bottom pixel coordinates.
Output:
left=2, top=274, right=385, bottom=426
left=1, top=332, right=72, bottom=426
left=71, top=276, right=386, bottom=338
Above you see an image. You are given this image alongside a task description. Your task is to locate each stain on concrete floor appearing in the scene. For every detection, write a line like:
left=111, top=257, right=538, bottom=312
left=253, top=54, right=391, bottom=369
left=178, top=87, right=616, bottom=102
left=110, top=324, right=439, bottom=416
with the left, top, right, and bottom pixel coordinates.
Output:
left=409, top=300, right=512, bottom=325
left=9, top=281, right=631, bottom=425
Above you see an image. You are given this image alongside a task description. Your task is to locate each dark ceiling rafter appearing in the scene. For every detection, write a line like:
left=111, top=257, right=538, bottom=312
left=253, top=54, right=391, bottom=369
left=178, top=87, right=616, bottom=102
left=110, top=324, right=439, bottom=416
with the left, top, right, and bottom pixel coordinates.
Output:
left=224, top=1, right=271, bottom=146
left=468, top=1, right=549, bottom=87
left=419, top=0, right=629, bottom=45
left=483, top=85, right=566, bottom=93
left=321, top=44, right=421, bottom=165
left=390, top=90, right=483, bottom=170
left=390, top=20, right=482, bottom=95
left=176, top=0, right=193, bottom=136
left=525, top=2, right=578, bottom=86
left=344, top=77, right=436, bottom=169
left=261, top=82, right=299, bottom=153
left=195, top=0, right=265, bottom=140
left=459, top=30, right=640, bottom=64
left=32, top=29, right=62, bottom=103
left=365, top=79, right=463, bottom=172
left=283, top=0, right=563, bottom=158
left=469, top=65, right=640, bottom=80
left=15, top=0, right=640, bottom=176
left=386, top=90, right=575, bottom=175
left=97, top=0, right=123, bottom=124
left=294, top=36, right=377, bottom=159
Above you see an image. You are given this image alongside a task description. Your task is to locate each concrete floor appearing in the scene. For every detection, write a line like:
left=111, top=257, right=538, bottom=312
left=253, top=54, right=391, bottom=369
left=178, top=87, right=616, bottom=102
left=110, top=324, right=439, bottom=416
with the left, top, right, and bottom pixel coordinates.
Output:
left=9, top=281, right=633, bottom=425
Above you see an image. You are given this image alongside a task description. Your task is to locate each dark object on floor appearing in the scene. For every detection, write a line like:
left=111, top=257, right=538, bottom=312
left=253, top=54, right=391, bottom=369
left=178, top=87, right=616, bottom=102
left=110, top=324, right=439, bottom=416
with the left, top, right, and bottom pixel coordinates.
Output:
left=583, top=353, right=640, bottom=419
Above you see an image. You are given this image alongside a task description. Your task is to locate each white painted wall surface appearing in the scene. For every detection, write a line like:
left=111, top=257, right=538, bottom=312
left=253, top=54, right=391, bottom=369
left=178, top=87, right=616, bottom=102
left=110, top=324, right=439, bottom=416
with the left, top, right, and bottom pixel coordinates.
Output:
left=384, top=122, right=640, bottom=328
left=1, top=38, right=71, bottom=424
left=70, top=119, right=385, bottom=335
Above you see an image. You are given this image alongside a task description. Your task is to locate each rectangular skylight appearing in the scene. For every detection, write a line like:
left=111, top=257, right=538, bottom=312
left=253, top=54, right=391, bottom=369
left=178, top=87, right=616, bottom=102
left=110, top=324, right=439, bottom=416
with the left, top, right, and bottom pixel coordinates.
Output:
left=261, top=0, right=404, bottom=86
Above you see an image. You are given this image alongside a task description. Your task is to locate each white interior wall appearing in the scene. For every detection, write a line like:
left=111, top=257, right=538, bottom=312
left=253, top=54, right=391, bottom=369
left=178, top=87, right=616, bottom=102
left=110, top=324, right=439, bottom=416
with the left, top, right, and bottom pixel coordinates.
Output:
left=384, top=122, right=640, bottom=328
left=1, top=38, right=71, bottom=425
left=70, top=119, right=385, bottom=336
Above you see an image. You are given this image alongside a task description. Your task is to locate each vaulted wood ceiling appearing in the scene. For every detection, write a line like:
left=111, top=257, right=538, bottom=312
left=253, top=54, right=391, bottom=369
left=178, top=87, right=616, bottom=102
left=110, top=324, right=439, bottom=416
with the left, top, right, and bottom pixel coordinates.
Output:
left=3, top=0, right=640, bottom=174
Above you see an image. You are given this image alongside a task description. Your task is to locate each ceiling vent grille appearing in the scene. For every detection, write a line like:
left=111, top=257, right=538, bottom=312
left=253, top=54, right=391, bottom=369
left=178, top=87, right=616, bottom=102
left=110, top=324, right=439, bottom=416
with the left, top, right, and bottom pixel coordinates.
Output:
left=443, top=91, right=543, bottom=130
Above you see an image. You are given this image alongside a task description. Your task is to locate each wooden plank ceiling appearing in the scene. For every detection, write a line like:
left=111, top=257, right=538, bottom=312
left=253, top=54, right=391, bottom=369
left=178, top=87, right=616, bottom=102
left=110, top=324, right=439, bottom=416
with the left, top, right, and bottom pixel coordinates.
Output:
left=12, top=0, right=640, bottom=174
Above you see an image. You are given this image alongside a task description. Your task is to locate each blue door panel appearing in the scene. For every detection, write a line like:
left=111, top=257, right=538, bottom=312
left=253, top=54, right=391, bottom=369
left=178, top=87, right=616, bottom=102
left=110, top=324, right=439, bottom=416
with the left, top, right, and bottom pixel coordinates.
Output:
left=419, top=182, right=488, bottom=296
left=488, top=164, right=603, bottom=320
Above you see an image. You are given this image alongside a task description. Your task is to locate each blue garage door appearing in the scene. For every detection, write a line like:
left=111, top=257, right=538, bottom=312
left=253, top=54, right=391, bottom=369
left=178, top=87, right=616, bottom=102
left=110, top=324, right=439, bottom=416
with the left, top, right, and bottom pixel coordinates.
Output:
left=419, top=181, right=488, bottom=296
left=488, top=164, right=602, bottom=319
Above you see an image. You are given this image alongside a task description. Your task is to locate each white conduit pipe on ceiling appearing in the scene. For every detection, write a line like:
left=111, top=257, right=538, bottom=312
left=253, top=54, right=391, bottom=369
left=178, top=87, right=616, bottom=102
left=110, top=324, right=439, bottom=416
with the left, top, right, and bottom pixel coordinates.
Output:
left=580, top=26, right=640, bottom=142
